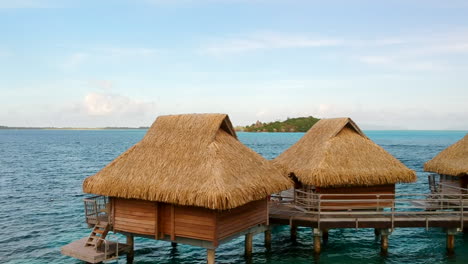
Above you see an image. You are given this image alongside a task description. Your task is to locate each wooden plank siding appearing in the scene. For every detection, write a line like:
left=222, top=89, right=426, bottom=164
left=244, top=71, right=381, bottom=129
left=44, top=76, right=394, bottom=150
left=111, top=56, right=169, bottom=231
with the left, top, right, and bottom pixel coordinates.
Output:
left=216, top=199, right=267, bottom=241
left=112, top=198, right=269, bottom=246
left=315, top=184, right=395, bottom=209
left=158, top=203, right=172, bottom=236
left=440, top=175, right=468, bottom=195
left=174, top=205, right=216, bottom=241
left=114, top=198, right=156, bottom=235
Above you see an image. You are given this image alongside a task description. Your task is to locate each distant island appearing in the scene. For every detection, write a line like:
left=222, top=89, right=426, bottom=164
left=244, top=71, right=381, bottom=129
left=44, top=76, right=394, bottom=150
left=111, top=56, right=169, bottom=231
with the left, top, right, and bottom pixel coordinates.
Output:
left=0, top=126, right=150, bottom=130
left=237, top=116, right=320, bottom=132
left=1, top=116, right=321, bottom=132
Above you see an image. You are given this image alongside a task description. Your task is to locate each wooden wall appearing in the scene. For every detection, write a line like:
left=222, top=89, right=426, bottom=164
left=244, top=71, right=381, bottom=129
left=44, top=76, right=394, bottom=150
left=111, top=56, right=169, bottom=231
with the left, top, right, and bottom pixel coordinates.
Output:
left=113, top=198, right=156, bottom=235
left=156, top=203, right=216, bottom=241
left=440, top=175, right=468, bottom=194
left=112, top=198, right=268, bottom=245
left=314, top=184, right=395, bottom=210
left=216, top=199, right=267, bottom=241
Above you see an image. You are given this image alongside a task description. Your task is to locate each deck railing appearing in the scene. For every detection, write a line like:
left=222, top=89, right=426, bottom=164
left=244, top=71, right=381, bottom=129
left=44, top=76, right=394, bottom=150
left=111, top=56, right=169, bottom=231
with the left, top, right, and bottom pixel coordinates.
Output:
left=269, top=189, right=468, bottom=230
left=84, top=196, right=109, bottom=225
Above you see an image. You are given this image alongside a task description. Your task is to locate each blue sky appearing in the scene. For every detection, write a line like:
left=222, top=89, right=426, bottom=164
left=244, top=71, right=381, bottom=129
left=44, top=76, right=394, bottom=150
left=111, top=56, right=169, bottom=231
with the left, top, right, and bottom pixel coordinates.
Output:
left=1, top=0, right=468, bottom=129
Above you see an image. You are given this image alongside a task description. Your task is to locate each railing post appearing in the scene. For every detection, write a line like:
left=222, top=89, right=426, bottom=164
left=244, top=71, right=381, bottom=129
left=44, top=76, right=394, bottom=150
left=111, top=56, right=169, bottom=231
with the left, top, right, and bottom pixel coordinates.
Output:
left=84, top=200, right=88, bottom=223
left=317, top=195, right=321, bottom=231
left=377, top=194, right=380, bottom=211
left=391, top=200, right=395, bottom=231
left=293, top=188, right=297, bottom=204
left=460, top=194, right=464, bottom=230
left=93, top=201, right=98, bottom=222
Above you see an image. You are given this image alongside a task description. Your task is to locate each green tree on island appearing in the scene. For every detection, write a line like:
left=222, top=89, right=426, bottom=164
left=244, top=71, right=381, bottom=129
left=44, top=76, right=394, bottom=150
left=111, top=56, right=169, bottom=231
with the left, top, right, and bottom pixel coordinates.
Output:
left=242, top=116, right=320, bottom=132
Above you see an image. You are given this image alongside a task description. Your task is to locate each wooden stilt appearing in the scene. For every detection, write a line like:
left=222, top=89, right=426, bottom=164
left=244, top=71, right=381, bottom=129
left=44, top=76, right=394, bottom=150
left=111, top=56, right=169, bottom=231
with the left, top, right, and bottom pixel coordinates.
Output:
left=126, top=235, right=134, bottom=264
left=264, top=229, right=272, bottom=250
left=381, top=235, right=388, bottom=254
left=378, top=228, right=391, bottom=254
left=446, top=228, right=458, bottom=254
left=322, top=229, right=329, bottom=242
left=379, top=228, right=391, bottom=254
left=313, top=229, right=322, bottom=254
left=207, top=249, right=215, bottom=264
left=290, top=224, right=297, bottom=241
left=314, top=236, right=321, bottom=254
left=171, top=242, right=177, bottom=247
left=374, top=228, right=380, bottom=237
left=245, top=233, right=253, bottom=257
left=447, top=234, right=455, bottom=253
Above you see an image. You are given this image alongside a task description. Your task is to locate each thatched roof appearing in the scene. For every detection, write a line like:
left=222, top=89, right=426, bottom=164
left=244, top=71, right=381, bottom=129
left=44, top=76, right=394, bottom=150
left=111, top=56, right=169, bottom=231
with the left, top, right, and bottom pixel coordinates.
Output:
left=83, top=114, right=292, bottom=210
left=274, top=118, right=416, bottom=187
left=424, top=133, right=468, bottom=177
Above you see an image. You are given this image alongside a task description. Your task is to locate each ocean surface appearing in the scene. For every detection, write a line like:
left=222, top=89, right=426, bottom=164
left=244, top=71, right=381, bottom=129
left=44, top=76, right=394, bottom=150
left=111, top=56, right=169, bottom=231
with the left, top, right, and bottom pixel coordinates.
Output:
left=1, top=130, right=468, bottom=264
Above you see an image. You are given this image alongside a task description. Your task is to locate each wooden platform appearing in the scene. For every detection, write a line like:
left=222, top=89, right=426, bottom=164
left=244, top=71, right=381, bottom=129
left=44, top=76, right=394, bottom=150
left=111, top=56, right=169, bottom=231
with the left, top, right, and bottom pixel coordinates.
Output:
left=269, top=203, right=468, bottom=229
left=61, top=237, right=131, bottom=263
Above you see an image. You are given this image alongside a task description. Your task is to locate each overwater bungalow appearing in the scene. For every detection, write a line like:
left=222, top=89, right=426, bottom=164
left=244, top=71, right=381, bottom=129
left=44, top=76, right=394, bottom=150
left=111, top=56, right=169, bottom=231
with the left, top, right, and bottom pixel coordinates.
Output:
left=61, top=113, right=292, bottom=263
left=274, top=117, right=416, bottom=210
left=425, top=133, right=468, bottom=195
left=271, top=117, right=416, bottom=253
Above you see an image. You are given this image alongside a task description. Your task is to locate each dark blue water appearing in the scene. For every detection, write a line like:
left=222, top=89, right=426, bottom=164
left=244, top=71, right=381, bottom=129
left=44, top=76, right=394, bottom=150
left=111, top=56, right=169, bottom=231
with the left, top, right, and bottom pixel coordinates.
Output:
left=0, top=130, right=467, bottom=264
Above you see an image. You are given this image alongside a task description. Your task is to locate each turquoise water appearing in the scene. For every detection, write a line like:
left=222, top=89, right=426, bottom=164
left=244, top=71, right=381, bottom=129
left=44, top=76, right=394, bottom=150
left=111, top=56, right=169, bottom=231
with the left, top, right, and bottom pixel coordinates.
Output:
left=1, top=130, right=468, bottom=264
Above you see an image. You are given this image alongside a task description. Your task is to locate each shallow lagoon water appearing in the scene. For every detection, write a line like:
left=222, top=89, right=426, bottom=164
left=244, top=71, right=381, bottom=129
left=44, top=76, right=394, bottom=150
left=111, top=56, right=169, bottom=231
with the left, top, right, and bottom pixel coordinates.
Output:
left=1, top=130, right=468, bottom=263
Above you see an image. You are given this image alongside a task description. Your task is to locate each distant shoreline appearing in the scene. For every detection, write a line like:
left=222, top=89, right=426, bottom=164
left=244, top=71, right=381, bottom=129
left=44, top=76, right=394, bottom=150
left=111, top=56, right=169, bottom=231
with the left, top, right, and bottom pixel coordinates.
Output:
left=0, top=127, right=466, bottom=132
left=0, top=127, right=150, bottom=130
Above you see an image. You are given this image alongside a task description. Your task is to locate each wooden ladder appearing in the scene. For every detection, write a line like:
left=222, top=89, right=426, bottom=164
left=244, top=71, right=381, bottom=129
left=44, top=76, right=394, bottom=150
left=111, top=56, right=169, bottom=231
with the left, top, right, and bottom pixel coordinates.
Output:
left=85, top=221, right=110, bottom=249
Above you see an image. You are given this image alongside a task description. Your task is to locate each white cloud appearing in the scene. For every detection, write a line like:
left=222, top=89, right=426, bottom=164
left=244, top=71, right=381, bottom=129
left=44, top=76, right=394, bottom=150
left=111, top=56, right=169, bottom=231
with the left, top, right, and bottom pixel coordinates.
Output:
left=95, top=47, right=159, bottom=58
left=356, top=55, right=448, bottom=72
left=88, top=80, right=113, bottom=90
left=60, top=47, right=159, bottom=70
left=357, top=55, right=394, bottom=65
left=354, top=31, right=468, bottom=71
left=413, top=43, right=468, bottom=56
left=201, top=32, right=341, bottom=55
left=83, top=92, right=156, bottom=116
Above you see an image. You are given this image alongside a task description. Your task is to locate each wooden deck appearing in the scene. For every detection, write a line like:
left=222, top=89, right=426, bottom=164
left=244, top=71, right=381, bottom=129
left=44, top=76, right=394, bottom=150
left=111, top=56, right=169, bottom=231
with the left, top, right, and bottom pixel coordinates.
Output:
left=61, top=237, right=131, bottom=263
left=269, top=191, right=468, bottom=230
left=269, top=203, right=467, bottom=229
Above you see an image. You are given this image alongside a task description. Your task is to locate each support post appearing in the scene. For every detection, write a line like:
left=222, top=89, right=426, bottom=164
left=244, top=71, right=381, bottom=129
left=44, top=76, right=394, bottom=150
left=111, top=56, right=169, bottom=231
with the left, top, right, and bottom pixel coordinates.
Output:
left=380, top=228, right=392, bottom=254
left=290, top=224, right=297, bottom=241
left=322, top=229, right=329, bottom=242
left=207, top=249, right=215, bottom=264
left=446, top=228, right=458, bottom=254
left=374, top=228, right=380, bottom=237
left=171, top=242, right=177, bottom=247
left=126, top=235, right=134, bottom=264
left=264, top=229, right=271, bottom=250
left=245, top=233, right=253, bottom=258
left=313, top=228, right=322, bottom=254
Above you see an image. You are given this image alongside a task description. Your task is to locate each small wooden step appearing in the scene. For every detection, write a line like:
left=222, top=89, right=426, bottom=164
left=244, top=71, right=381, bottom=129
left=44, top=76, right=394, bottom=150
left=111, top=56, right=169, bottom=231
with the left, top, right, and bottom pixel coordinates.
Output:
left=85, top=222, right=110, bottom=248
left=86, top=241, right=96, bottom=246
left=96, top=222, right=108, bottom=228
left=94, top=229, right=105, bottom=234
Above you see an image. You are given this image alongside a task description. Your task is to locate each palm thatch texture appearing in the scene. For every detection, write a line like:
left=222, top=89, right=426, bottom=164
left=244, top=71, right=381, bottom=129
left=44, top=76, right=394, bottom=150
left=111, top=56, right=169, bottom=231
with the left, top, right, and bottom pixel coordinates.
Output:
left=274, top=118, right=416, bottom=187
left=83, top=114, right=292, bottom=210
left=424, top=133, right=468, bottom=177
